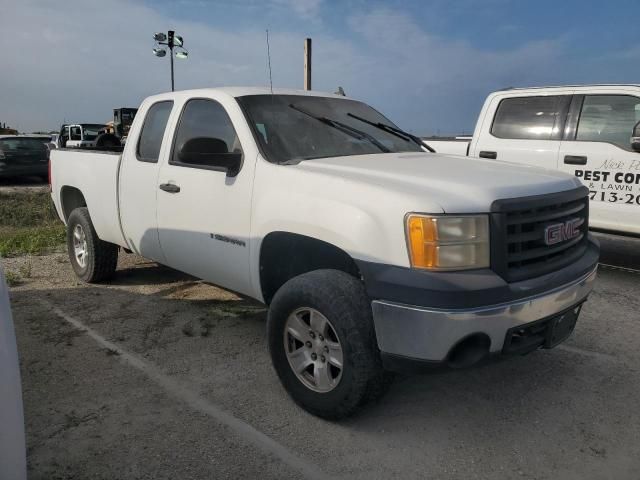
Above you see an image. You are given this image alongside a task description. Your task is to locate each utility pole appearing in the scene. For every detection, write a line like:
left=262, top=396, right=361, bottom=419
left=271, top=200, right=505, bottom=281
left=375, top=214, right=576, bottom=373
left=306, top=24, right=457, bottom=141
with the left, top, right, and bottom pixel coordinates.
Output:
left=304, top=38, right=312, bottom=91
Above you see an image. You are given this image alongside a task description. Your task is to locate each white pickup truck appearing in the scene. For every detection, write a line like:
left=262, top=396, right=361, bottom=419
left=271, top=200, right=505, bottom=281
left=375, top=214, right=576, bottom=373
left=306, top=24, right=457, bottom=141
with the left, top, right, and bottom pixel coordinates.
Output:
left=50, top=87, right=599, bottom=418
left=429, top=84, right=640, bottom=237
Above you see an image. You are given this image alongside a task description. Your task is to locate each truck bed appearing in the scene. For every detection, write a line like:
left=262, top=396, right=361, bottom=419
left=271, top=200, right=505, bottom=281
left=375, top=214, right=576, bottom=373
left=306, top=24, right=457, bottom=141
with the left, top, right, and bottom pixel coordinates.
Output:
left=49, top=148, right=127, bottom=248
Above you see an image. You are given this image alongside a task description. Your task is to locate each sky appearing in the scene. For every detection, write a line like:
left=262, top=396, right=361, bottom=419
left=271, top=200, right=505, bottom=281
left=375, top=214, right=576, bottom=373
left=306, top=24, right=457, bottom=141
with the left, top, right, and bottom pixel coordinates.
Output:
left=1, top=0, right=639, bottom=134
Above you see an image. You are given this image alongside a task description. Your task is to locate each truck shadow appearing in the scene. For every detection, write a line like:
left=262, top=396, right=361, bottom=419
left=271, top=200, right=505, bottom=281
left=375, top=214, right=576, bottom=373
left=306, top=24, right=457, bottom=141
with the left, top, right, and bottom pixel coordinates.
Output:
left=107, top=261, right=195, bottom=286
left=593, top=231, right=640, bottom=270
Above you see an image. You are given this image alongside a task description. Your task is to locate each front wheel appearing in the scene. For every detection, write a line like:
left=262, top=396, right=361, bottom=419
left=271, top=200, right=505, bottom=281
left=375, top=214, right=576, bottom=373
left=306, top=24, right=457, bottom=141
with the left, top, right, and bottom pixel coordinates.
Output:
left=66, top=207, right=118, bottom=283
left=267, top=269, right=389, bottom=419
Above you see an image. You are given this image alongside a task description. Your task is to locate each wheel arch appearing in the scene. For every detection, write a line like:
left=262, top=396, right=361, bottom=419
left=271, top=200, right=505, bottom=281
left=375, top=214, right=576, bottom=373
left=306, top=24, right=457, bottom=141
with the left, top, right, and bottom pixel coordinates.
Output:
left=59, top=186, right=87, bottom=222
left=258, top=231, right=362, bottom=305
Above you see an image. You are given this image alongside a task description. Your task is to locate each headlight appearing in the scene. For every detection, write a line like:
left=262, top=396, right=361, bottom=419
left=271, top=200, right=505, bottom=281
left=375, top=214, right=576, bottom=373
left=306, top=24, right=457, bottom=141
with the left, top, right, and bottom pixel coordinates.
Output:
left=405, top=214, right=490, bottom=270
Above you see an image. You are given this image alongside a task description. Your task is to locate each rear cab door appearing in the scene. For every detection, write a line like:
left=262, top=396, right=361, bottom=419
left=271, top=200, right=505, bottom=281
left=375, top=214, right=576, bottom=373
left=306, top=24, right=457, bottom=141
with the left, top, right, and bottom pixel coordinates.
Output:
left=470, top=88, right=573, bottom=169
left=558, top=86, right=640, bottom=235
left=118, top=97, right=175, bottom=263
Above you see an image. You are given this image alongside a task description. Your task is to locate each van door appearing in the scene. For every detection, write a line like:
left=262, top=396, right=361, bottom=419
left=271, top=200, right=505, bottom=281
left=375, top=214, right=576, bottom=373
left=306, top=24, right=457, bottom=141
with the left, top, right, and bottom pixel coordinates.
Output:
left=67, top=125, right=82, bottom=147
left=558, top=94, right=640, bottom=235
left=472, top=94, right=571, bottom=169
left=118, top=100, right=174, bottom=263
left=155, top=97, right=255, bottom=297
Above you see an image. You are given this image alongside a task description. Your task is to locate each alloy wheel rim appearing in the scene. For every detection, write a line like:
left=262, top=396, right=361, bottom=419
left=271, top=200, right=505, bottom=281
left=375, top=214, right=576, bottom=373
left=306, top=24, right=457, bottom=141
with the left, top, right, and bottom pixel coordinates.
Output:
left=72, top=224, right=88, bottom=268
left=283, top=307, right=344, bottom=393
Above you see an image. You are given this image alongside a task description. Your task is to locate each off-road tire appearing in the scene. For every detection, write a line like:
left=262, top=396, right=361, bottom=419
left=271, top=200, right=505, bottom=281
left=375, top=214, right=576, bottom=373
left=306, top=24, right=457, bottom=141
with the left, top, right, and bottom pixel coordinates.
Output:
left=66, top=207, right=118, bottom=283
left=267, top=269, right=389, bottom=419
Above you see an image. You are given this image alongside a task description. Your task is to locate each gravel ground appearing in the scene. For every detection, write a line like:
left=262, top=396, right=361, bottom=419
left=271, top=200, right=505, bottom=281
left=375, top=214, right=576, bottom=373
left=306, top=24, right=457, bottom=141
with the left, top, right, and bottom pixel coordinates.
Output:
left=3, top=232, right=640, bottom=479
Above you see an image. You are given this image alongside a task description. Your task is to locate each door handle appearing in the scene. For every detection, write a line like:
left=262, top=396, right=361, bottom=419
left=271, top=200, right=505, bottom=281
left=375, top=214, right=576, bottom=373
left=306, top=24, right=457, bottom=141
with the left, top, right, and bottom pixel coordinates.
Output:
left=564, top=155, right=587, bottom=165
left=479, top=151, right=497, bottom=159
left=159, top=183, right=181, bottom=193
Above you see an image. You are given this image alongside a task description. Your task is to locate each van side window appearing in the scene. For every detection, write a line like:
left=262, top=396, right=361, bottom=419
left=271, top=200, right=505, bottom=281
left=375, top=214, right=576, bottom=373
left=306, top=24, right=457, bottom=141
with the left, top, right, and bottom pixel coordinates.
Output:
left=137, top=101, right=173, bottom=163
left=170, top=98, right=243, bottom=168
left=576, top=95, right=640, bottom=150
left=491, top=96, right=569, bottom=140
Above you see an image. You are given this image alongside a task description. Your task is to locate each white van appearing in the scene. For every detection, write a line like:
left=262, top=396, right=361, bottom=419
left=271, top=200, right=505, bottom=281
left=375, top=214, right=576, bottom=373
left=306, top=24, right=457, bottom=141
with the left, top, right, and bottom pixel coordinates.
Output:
left=428, top=85, right=640, bottom=236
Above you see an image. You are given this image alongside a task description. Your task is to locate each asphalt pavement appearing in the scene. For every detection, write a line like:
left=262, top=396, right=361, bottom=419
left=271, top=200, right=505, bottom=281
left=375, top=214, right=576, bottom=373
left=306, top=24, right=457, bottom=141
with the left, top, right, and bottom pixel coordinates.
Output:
left=4, top=232, right=640, bottom=479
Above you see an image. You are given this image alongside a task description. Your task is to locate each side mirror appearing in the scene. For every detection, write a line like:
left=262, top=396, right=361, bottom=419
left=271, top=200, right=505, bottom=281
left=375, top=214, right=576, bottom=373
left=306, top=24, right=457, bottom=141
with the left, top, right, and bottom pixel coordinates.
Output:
left=177, top=137, right=242, bottom=176
left=632, top=121, right=640, bottom=152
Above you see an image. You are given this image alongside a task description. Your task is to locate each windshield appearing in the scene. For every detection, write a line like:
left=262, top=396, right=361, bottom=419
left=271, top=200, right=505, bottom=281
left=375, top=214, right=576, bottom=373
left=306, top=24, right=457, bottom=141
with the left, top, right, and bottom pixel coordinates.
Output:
left=236, top=94, right=423, bottom=163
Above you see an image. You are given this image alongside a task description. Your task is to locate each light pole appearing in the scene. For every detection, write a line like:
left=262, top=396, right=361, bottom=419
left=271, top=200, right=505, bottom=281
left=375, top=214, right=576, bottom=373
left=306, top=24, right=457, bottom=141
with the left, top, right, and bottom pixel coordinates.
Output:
left=153, top=31, right=189, bottom=92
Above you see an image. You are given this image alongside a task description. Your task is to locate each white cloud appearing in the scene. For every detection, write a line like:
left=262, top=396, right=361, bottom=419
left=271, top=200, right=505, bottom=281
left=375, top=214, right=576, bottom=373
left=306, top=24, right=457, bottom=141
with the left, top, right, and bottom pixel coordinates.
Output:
left=0, top=2, right=633, bottom=135
left=271, top=0, right=323, bottom=19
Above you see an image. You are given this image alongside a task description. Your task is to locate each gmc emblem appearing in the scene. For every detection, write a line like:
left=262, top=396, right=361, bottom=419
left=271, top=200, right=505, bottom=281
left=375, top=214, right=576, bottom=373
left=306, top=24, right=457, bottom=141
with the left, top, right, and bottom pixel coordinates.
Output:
left=544, top=218, right=584, bottom=246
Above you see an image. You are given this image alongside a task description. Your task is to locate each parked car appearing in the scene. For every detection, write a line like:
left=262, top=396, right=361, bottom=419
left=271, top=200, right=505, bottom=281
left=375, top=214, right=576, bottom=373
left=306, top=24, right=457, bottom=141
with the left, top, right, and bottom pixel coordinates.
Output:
left=0, top=265, right=27, bottom=480
left=50, top=87, right=599, bottom=418
left=0, top=135, right=49, bottom=180
left=428, top=84, right=640, bottom=237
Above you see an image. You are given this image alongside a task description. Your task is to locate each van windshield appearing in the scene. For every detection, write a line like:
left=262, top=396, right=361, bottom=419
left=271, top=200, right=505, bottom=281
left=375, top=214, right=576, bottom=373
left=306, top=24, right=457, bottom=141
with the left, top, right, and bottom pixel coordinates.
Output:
left=237, top=94, right=423, bottom=163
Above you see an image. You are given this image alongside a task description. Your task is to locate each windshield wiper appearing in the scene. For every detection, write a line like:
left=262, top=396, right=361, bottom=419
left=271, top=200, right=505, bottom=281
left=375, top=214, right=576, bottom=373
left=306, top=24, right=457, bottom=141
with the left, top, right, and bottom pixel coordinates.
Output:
left=289, top=104, right=390, bottom=154
left=346, top=112, right=435, bottom=153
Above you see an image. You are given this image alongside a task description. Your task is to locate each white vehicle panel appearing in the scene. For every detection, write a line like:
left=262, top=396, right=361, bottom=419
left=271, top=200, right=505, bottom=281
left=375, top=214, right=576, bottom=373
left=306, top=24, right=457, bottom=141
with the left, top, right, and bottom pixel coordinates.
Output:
left=50, top=150, right=126, bottom=247
left=428, top=139, right=470, bottom=156
left=118, top=98, right=171, bottom=263
left=154, top=90, right=260, bottom=297
left=0, top=265, right=27, bottom=480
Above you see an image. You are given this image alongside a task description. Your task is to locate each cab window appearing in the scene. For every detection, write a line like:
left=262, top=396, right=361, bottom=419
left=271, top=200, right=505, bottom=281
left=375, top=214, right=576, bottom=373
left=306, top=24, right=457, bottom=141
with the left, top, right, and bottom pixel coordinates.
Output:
left=576, top=95, right=640, bottom=150
left=491, top=95, right=570, bottom=140
left=170, top=98, right=243, bottom=168
left=137, top=101, right=173, bottom=163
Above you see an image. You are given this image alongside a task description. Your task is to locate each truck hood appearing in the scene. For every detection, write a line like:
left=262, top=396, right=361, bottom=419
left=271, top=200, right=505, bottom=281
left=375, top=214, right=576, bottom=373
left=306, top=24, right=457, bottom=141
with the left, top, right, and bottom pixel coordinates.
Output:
left=293, top=152, right=582, bottom=213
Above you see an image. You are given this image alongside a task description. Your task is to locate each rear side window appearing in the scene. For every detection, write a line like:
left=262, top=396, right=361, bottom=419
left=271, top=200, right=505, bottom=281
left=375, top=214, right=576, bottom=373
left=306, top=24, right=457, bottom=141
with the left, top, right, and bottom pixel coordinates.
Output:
left=576, top=95, right=640, bottom=150
left=170, top=98, right=242, bottom=167
left=137, top=101, right=173, bottom=162
left=491, top=96, right=570, bottom=140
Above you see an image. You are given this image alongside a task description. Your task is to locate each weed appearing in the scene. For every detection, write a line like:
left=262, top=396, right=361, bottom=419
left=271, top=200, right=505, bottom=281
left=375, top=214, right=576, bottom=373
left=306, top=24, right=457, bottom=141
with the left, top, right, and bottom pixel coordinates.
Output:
left=19, top=259, right=33, bottom=278
left=4, top=270, right=21, bottom=287
left=0, top=191, right=66, bottom=256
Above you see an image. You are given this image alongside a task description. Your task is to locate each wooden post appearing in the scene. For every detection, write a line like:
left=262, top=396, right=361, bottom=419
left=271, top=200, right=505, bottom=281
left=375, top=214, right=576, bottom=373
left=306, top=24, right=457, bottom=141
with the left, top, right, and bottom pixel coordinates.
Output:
left=304, top=38, right=312, bottom=91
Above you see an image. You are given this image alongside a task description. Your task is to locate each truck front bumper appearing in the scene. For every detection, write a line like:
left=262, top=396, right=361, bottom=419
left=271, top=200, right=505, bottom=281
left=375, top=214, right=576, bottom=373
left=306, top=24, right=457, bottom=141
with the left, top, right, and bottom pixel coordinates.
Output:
left=369, top=264, right=597, bottom=372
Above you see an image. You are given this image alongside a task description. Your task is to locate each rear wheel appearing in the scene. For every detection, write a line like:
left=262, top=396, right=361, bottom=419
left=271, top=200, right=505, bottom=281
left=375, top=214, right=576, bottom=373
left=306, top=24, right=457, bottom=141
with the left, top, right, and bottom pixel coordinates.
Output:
left=66, top=207, right=118, bottom=282
left=267, top=269, right=389, bottom=419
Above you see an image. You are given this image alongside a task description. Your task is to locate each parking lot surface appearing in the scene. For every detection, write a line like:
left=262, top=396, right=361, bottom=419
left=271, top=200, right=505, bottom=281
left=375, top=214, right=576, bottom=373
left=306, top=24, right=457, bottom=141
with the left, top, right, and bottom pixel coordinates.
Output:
left=4, top=232, right=640, bottom=479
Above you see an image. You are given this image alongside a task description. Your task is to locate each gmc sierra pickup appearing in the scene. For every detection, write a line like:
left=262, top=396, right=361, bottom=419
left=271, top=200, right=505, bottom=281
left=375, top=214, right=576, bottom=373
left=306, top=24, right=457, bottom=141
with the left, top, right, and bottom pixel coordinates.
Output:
left=429, top=84, right=640, bottom=237
left=50, top=87, right=599, bottom=419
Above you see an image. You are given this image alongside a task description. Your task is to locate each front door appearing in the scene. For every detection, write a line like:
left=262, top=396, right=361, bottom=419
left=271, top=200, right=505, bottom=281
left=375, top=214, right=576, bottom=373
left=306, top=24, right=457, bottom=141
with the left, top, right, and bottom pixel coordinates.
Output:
left=558, top=94, right=640, bottom=235
left=156, top=97, right=254, bottom=296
